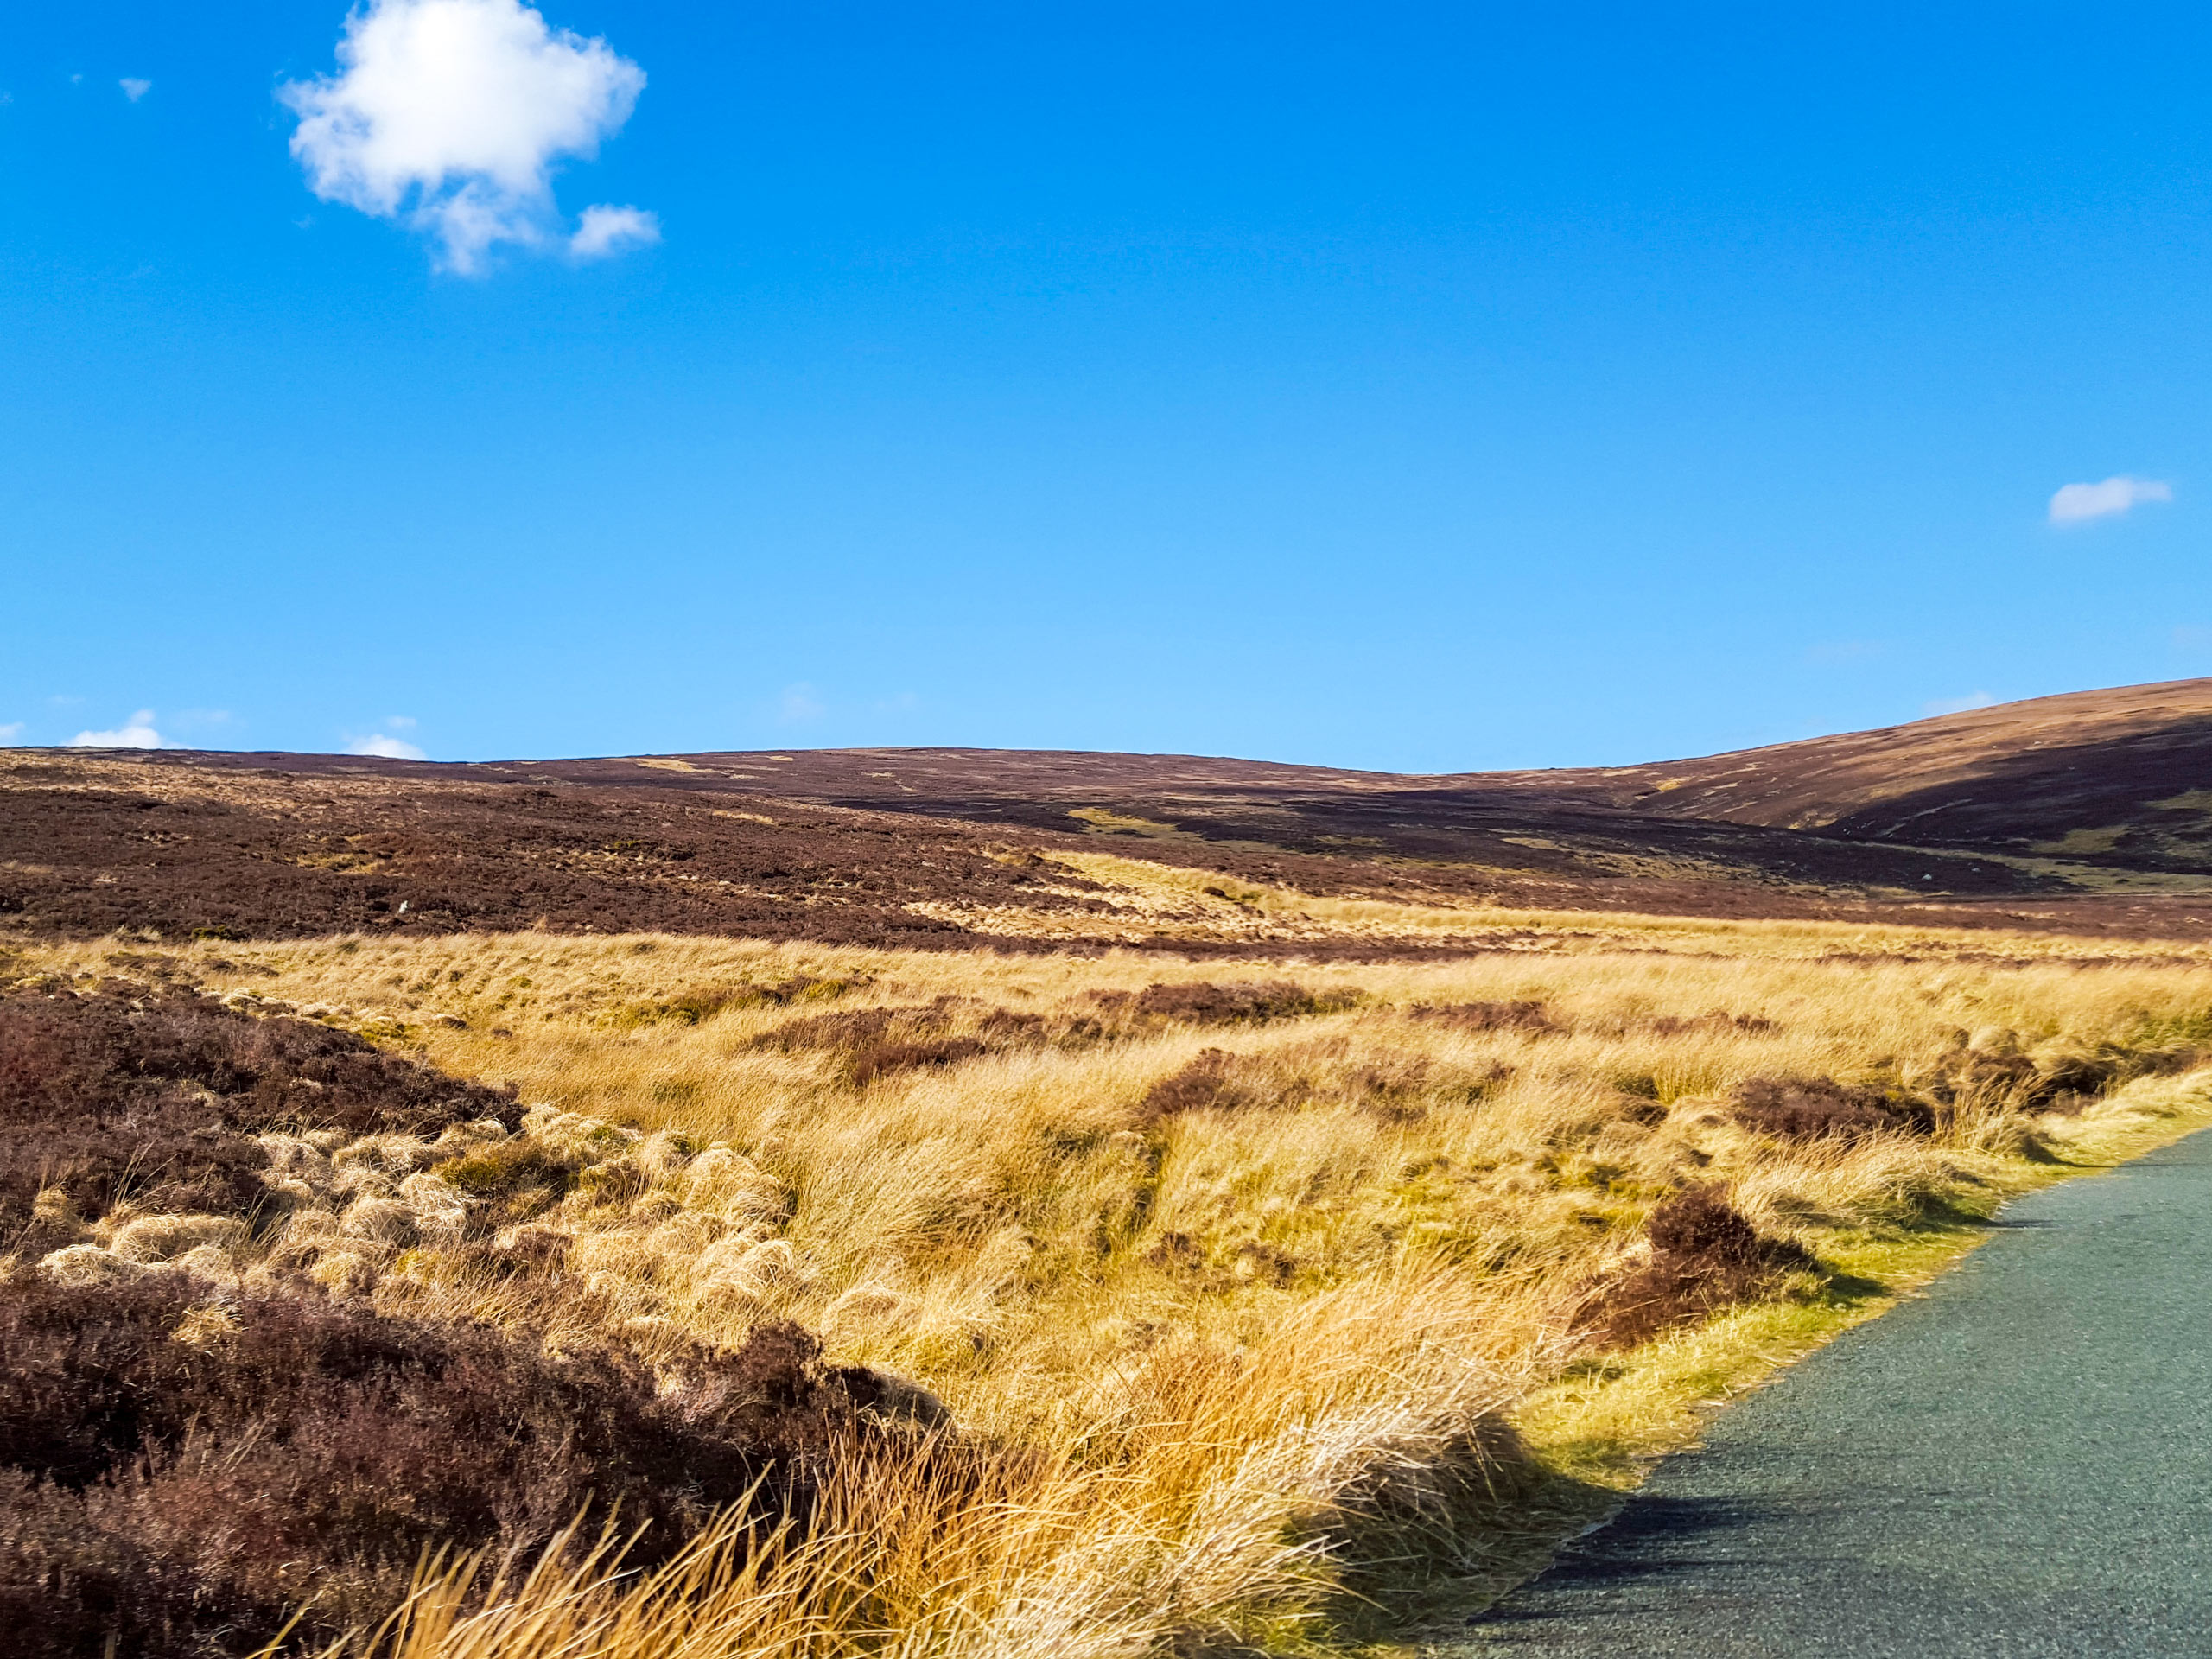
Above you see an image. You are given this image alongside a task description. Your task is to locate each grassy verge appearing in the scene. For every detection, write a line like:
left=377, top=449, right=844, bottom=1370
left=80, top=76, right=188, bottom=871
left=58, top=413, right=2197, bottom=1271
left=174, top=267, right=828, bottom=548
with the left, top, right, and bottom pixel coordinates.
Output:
left=1446, top=1071, right=2212, bottom=1632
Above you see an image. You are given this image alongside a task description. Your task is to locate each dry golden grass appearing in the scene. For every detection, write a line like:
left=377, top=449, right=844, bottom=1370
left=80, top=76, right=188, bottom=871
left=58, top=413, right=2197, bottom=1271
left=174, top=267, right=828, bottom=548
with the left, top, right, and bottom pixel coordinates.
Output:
left=26, top=906, right=2212, bottom=1656
left=922, top=847, right=2212, bottom=952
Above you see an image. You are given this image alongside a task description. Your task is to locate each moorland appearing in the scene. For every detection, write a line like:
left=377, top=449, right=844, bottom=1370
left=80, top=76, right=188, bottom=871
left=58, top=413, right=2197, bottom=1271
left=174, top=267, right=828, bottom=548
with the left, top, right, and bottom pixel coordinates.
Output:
left=7, top=678, right=2212, bottom=1658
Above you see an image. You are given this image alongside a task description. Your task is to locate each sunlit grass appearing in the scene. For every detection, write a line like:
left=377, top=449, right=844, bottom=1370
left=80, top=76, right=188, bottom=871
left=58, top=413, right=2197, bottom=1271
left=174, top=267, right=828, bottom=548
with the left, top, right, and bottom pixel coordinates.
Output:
left=22, top=912, right=2212, bottom=1655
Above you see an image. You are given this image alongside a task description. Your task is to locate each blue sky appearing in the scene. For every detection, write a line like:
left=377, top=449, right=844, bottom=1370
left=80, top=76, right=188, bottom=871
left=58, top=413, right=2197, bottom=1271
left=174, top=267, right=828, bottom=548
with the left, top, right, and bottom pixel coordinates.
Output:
left=3, top=3, right=2209, bottom=771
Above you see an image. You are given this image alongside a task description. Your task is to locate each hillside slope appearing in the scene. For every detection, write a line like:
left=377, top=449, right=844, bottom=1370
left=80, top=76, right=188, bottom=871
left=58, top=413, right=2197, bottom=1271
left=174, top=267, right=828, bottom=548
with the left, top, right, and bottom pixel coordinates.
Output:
left=148, top=676, right=2209, bottom=875
left=1556, top=677, right=2212, bottom=868
left=16, top=677, right=2212, bottom=946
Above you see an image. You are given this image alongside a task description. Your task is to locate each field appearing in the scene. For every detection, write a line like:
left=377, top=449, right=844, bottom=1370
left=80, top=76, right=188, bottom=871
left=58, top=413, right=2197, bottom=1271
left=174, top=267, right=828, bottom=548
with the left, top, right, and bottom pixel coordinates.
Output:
left=7, top=868, right=2211, bottom=1657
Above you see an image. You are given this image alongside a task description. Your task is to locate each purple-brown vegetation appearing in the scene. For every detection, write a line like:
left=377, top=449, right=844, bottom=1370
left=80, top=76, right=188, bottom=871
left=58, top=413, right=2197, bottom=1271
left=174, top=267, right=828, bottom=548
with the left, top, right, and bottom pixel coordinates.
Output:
left=0, top=985, right=906, bottom=1658
left=747, top=1001, right=993, bottom=1085
left=1410, top=1000, right=1554, bottom=1033
left=1727, top=1076, right=1936, bottom=1141
left=0, top=984, right=511, bottom=1253
left=1580, top=1188, right=1816, bottom=1350
left=1092, top=980, right=1361, bottom=1027
left=1136, top=1048, right=1249, bottom=1123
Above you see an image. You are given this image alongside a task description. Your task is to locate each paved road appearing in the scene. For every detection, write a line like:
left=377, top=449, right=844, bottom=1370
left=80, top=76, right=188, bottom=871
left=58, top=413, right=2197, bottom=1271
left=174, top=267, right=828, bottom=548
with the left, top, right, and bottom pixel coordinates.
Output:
left=1459, top=1129, right=2212, bottom=1656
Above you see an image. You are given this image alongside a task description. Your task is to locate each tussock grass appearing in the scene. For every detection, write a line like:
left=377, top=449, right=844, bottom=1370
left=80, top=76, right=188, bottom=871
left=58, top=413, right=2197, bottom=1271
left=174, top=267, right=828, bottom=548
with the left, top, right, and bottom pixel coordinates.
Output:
left=13, top=915, right=2212, bottom=1655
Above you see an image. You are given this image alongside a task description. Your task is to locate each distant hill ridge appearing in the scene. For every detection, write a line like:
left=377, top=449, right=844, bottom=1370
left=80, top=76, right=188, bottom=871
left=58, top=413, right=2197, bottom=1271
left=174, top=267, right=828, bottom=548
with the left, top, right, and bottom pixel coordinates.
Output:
left=19, top=677, right=2212, bottom=944
left=108, top=676, right=2212, bottom=875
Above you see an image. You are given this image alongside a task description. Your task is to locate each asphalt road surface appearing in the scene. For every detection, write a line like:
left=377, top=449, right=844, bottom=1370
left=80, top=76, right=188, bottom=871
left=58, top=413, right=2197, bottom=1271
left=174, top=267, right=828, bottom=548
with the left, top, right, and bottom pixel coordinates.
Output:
left=1459, top=1129, right=2212, bottom=1656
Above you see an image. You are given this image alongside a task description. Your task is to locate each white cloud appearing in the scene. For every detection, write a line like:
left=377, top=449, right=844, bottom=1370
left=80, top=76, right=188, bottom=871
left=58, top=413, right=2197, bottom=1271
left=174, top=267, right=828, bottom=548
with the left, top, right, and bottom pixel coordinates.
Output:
left=777, top=683, right=826, bottom=723
left=119, top=78, right=151, bottom=102
left=346, top=733, right=429, bottom=760
left=69, top=709, right=169, bottom=748
left=569, top=202, right=659, bottom=259
left=2048, top=475, right=2172, bottom=525
left=1923, top=690, right=1998, bottom=717
left=386, top=714, right=418, bottom=729
left=281, top=0, right=648, bottom=274
left=0, top=722, right=23, bottom=744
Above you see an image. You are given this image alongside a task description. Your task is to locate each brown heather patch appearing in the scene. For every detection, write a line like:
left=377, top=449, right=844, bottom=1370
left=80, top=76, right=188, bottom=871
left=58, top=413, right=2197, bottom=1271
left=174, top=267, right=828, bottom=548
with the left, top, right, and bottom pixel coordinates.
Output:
left=1649, top=1009, right=1777, bottom=1036
left=1577, top=1187, right=1817, bottom=1350
left=0, top=1278, right=895, bottom=1659
left=745, top=1000, right=995, bottom=1086
left=1412, top=999, right=1555, bottom=1033
left=1090, top=978, right=1363, bottom=1027
left=1135, top=1048, right=1249, bottom=1124
left=0, top=982, right=510, bottom=1254
left=1132, top=1044, right=1461, bottom=1128
left=1727, top=1076, right=1936, bottom=1141
left=610, top=974, right=867, bottom=1029
left=1930, top=1032, right=2202, bottom=1115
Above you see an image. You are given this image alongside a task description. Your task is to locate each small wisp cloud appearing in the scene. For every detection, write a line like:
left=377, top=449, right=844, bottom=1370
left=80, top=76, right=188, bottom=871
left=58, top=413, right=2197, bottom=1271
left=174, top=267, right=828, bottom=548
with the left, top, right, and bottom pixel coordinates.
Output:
left=346, top=734, right=429, bottom=760
left=569, top=202, right=660, bottom=260
left=282, top=0, right=653, bottom=274
left=346, top=716, right=428, bottom=760
left=777, top=683, right=827, bottom=725
left=2048, top=475, right=2172, bottom=526
left=1923, top=691, right=1998, bottom=717
left=69, top=710, right=170, bottom=749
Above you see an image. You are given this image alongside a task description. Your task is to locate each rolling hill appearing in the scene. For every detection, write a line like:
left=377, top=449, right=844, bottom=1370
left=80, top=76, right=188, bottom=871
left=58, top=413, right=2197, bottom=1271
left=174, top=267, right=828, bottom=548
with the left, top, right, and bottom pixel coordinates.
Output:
left=9, top=677, right=2212, bottom=947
